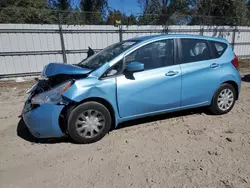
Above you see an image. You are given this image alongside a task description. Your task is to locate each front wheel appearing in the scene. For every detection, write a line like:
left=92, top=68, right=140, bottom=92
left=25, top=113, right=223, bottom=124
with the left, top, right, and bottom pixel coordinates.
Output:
left=209, top=83, right=236, bottom=115
left=68, top=102, right=111, bottom=144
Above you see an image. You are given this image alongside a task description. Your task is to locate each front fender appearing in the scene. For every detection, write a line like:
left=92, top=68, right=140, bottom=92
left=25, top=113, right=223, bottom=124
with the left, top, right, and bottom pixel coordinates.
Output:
left=62, top=77, right=121, bottom=127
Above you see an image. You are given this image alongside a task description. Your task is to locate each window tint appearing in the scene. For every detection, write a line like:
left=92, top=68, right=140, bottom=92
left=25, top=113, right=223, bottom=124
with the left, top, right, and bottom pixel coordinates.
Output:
left=181, top=39, right=211, bottom=63
left=125, top=39, right=174, bottom=70
left=213, top=41, right=227, bottom=57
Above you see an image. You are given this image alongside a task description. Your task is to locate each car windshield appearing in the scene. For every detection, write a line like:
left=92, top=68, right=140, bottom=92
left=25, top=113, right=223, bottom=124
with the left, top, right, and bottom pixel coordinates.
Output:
left=78, top=40, right=139, bottom=69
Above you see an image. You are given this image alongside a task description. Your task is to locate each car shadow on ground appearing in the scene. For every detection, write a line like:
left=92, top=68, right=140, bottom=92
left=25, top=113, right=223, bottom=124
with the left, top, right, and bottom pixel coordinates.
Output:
left=17, top=118, right=70, bottom=144
left=17, top=107, right=210, bottom=144
left=116, top=107, right=209, bottom=130
left=242, top=74, right=250, bottom=82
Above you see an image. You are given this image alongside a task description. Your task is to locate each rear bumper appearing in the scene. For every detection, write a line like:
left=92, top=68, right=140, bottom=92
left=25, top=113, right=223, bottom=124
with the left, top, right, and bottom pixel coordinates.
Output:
left=22, top=103, right=65, bottom=138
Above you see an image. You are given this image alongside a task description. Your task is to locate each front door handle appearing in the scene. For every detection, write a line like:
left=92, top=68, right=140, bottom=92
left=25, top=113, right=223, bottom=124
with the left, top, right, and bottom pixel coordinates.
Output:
left=210, top=63, right=220, bottom=69
left=165, top=71, right=179, bottom=77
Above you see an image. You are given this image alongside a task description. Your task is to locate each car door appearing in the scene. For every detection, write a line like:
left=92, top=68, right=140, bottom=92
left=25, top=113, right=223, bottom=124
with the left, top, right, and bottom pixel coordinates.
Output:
left=116, top=39, right=182, bottom=118
left=179, top=38, right=222, bottom=107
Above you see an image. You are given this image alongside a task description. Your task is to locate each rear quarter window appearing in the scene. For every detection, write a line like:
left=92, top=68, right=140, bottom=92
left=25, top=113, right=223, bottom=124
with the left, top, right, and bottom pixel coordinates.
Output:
left=212, top=41, right=228, bottom=58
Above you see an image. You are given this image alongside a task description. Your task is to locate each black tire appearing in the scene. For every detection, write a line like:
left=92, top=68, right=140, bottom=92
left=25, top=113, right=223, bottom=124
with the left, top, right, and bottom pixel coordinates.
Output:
left=209, top=83, right=236, bottom=115
left=67, top=102, right=111, bottom=144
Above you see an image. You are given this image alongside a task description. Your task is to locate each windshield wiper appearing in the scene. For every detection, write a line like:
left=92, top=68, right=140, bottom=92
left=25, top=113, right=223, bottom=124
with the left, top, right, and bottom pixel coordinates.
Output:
left=77, top=64, right=92, bottom=69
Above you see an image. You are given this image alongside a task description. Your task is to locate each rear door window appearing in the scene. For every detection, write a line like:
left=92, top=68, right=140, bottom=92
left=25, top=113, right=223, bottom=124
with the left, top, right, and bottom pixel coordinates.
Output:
left=181, top=39, right=211, bottom=63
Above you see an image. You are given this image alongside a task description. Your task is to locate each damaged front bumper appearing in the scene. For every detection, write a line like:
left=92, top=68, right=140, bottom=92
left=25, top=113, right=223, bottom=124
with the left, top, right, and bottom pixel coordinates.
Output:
left=21, top=75, right=75, bottom=138
left=22, top=101, right=65, bottom=138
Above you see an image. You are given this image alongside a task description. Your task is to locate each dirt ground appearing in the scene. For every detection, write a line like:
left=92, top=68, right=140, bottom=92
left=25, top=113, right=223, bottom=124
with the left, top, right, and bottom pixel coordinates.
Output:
left=0, top=62, right=250, bottom=188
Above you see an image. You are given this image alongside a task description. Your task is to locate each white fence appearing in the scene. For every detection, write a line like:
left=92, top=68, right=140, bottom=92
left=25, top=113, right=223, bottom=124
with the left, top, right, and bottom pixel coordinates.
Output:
left=0, top=24, right=250, bottom=78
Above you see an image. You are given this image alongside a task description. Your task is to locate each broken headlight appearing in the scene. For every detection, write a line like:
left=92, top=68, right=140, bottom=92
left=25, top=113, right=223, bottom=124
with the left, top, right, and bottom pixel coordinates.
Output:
left=31, top=80, right=72, bottom=105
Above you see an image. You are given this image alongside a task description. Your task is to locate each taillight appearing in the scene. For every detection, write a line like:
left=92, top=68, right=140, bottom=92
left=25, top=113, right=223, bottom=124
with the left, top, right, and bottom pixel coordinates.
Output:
left=231, top=53, right=239, bottom=70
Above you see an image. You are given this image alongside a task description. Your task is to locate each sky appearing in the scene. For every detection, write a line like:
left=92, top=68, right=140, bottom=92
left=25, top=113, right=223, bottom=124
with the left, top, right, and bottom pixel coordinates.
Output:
left=108, top=0, right=141, bottom=15
left=70, top=0, right=142, bottom=15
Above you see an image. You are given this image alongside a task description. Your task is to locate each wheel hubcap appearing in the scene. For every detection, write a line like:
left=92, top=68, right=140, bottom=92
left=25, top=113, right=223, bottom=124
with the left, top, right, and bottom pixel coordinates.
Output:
left=217, top=88, right=234, bottom=111
left=75, top=110, right=105, bottom=138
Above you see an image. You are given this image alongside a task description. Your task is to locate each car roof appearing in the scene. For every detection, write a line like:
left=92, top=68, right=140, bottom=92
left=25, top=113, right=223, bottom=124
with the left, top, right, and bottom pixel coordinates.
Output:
left=130, top=34, right=228, bottom=44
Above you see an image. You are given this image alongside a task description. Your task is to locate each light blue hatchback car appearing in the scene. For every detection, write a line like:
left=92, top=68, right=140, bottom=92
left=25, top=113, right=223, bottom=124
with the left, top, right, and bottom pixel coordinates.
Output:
left=22, top=34, right=241, bottom=143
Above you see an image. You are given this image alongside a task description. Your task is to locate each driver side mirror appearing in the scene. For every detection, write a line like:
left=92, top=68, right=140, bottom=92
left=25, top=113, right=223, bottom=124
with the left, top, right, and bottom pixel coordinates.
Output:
left=126, top=61, right=144, bottom=72
left=87, top=46, right=95, bottom=58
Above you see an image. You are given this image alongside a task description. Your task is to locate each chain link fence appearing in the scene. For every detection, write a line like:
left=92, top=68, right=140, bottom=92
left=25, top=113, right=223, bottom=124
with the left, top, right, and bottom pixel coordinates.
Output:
left=1, top=6, right=249, bottom=26
left=0, top=10, right=250, bottom=78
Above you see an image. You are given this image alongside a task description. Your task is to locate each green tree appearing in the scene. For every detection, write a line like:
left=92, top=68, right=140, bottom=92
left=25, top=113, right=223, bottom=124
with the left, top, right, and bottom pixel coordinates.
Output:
left=106, top=10, right=137, bottom=25
left=49, top=0, right=77, bottom=25
left=137, top=0, right=190, bottom=25
left=122, top=14, right=137, bottom=25
left=0, top=0, right=56, bottom=24
left=247, top=0, right=250, bottom=20
left=190, top=0, right=249, bottom=26
left=106, top=10, right=122, bottom=25
left=49, top=0, right=70, bottom=10
left=80, top=0, right=108, bottom=24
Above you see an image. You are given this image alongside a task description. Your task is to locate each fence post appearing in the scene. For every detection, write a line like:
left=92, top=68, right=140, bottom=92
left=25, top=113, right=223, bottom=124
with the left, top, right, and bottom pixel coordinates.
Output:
left=200, top=27, right=204, bottom=36
left=232, top=26, right=237, bottom=51
left=162, top=25, right=169, bottom=34
left=119, top=25, right=123, bottom=42
left=58, top=13, right=67, bottom=64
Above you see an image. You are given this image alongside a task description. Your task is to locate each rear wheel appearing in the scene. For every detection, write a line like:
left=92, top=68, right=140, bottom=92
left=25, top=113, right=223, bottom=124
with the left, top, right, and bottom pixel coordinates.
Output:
left=68, top=102, right=111, bottom=144
left=209, top=83, right=236, bottom=115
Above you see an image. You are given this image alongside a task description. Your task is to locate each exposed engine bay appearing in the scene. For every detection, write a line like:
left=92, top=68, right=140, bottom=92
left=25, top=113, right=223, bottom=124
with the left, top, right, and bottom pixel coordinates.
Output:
left=34, top=74, right=76, bottom=94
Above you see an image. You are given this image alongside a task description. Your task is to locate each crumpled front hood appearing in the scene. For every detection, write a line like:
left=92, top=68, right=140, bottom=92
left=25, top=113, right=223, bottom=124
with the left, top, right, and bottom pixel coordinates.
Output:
left=41, top=63, right=92, bottom=78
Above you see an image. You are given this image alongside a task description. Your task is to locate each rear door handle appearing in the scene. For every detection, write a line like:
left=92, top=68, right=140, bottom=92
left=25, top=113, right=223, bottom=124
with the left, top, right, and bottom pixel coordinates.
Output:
left=210, top=63, right=220, bottom=68
left=165, top=71, right=179, bottom=77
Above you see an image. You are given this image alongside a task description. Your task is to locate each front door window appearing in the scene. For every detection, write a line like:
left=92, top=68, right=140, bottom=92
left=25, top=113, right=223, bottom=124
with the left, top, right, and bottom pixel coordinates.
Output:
left=125, top=39, right=174, bottom=70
